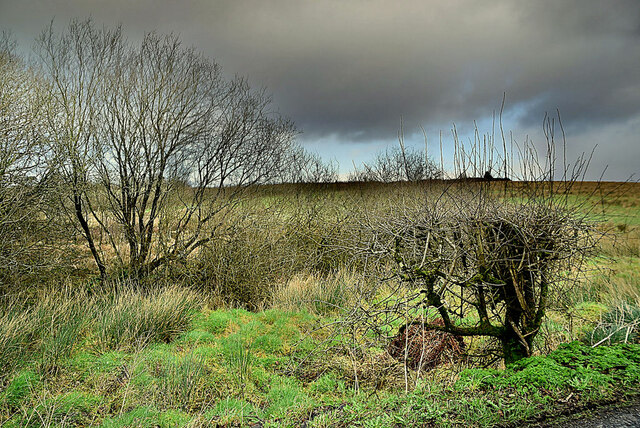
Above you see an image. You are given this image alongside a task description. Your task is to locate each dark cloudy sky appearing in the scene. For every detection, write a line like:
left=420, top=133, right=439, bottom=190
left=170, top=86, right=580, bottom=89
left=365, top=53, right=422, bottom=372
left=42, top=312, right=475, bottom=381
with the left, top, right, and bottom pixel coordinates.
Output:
left=1, top=0, right=639, bottom=180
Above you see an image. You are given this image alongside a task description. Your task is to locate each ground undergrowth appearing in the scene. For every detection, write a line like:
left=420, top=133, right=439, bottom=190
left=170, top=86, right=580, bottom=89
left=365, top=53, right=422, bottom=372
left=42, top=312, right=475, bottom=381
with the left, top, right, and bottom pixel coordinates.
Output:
left=1, top=295, right=639, bottom=427
left=1, top=181, right=639, bottom=427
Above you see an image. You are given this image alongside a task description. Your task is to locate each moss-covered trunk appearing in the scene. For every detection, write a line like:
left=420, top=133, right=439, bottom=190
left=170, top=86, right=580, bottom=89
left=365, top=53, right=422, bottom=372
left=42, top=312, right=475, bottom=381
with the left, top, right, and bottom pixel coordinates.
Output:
left=501, top=326, right=533, bottom=365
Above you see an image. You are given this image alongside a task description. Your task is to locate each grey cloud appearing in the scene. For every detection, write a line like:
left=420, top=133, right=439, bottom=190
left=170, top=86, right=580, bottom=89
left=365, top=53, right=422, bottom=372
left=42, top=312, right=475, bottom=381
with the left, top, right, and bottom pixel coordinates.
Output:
left=0, top=0, right=638, bottom=166
left=178, top=0, right=640, bottom=140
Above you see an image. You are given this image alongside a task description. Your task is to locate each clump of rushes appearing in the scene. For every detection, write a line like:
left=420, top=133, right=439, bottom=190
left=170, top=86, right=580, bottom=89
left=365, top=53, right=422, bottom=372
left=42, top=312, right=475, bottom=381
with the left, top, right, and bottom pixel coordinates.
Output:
left=156, top=353, right=207, bottom=410
left=223, top=335, right=254, bottom=397
left=0, top=300, right=38, bottom=385
left=271, top=271, right=356, bottom=315
left=0, top=290, right=87, bottom=382
left=92, top=284, right=200, bottom=351
left=590, top=302, right=640, bottom=346
left=0, top=284, right=201, bottom=386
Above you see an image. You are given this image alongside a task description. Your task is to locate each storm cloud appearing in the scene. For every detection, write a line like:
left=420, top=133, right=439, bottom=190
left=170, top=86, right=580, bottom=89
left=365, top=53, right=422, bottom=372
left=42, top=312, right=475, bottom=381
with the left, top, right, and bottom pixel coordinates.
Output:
left=1, top=0, right=639, bottom=178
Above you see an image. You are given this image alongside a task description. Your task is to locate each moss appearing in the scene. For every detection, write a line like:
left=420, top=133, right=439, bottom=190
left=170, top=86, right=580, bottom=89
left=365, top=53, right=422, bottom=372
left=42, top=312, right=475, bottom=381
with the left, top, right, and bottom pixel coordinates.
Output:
left=199, top=310, right=233, bottom=335
left=241, top=319, right=267, bottom=338
left=508, top=357, right=574, bottom=390
left=457, top=342, right=640, bottom=395
left=158, top=409, right=191, bottom=427
left=310, top=373, right=340, bottom=394
left=572, top=301, right=608, bottom=322
left=229, top=308, right=253, bottom=319
left=210, top=398, right=257, bottom=417
left=94, top=351, right=128, bottom=373
left=177, top=329, right=216, bottom=344
left=101, top=406, right=159, bottom=428
left=191, top=344, right=220, bottom=362
left=252, top=333, right=283, bottom=355
left=259, top=309, right=287, bottom=325
left=140, top=343, right=176, bottom=363
left=1, top=370, right=40, bottom=409
left=265, top=379, right=308, bottom=419
left=27, top=391, right=103, bottom=427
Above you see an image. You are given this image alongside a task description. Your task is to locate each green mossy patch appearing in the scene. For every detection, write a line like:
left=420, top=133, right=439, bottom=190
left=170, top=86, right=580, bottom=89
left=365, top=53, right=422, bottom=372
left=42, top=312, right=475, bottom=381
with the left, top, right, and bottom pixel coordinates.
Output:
left=1, top=370, right=40, bottom=409
left=197, top=310, right=234, bottom=335
left=26, top=391, right=103, bottom=427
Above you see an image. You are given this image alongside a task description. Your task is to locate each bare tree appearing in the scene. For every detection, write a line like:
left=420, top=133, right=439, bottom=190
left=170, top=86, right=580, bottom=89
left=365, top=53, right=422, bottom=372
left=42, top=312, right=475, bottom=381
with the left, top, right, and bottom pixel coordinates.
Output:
left=336, top=116, right=597, bottom=365
left=280, top=144, right=337, bottom=183
left=0, top=34, right=60, bottom=283
left=352, top=145, right=441, bottom=182
left=35, top=20, right=124, bottom=279
left=36, top=20, right=296, bottom=279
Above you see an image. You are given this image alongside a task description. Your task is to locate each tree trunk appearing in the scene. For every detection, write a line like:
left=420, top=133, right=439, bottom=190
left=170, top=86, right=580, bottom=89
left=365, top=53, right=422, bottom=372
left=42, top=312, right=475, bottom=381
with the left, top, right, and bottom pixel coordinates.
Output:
left=73, top=194, right=106, bottom=280
left=501, top=278, right=534, bottom=365
left=501, top=327, right=532, bottom=365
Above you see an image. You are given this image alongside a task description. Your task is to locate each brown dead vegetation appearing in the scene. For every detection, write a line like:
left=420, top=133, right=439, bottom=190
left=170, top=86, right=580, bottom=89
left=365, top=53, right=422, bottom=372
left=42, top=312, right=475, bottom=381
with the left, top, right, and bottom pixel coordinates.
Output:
left=387, top=318, right=466, bottom=370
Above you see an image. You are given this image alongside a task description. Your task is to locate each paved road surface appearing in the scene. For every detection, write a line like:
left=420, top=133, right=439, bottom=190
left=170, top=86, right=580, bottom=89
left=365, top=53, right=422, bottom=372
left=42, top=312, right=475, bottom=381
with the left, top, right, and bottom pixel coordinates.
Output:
left=538, top=402, right=640, bottom=428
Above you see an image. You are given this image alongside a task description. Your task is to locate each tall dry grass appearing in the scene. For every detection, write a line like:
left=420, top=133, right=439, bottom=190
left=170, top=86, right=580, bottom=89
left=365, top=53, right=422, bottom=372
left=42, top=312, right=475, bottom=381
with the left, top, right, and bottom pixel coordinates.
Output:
left=0, top=283, right=201, bottom=385
left=271, top=270, right=360, bottom=314
left=92, top=284, right=200, bottom=351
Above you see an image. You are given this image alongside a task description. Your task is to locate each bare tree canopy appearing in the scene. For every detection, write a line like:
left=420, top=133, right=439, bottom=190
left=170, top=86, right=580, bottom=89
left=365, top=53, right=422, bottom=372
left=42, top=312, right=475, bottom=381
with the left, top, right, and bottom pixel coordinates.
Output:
left=279, top=144, right=337, bottom=184
left=0, top=34, right=61, bottom=281
left=351, top=145, right=441, bottom=182
left=35, top=19, right=297, bottom=278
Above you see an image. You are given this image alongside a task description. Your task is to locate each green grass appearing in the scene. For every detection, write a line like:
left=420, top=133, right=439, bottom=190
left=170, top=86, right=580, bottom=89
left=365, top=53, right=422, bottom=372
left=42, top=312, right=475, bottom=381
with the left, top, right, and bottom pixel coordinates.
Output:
left=1, top=370, right=40, bottom=410
left=91, top=286, right=200, bottom=351
left=2, top=290, right=639, bottom=427
left=101, top=406, right=191, bottom=428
